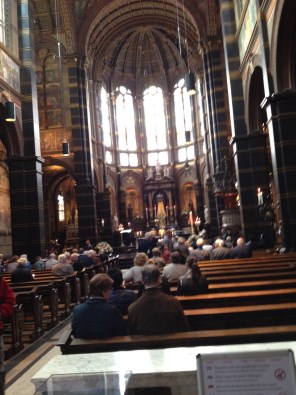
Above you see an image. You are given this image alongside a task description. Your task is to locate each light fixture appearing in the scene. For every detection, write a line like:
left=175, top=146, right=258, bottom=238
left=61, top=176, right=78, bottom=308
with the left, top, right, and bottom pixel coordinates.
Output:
left=5, top=101, right=16, bottom=122
left=184, top=159, right=190, bottom=171
left=182, top=0, right=196, bottom=95
left=185, top=72, right=196, bottom=95
left=185, top=130, right=191, bottom=143
left=62, top=142, right=70, bottom=156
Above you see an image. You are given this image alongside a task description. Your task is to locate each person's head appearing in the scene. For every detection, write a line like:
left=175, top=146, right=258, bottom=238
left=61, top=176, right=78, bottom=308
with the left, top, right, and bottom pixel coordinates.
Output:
left=196, top=238, right=204, bottom=248
left=177, top=237, right=186, bottom=245
left=170, top=250, right=182, bottom=264
left=70, top=252, right=79, bottom=263
left=134, top=252, right=148, bottom=266
left=214, top=238, right=224, bottom=248
left=141, top=264, right=161, bottom=287
left=86, top=239, right=91, bottom=245
left=107, top=268, right=123, bottom=288
left=191, top=262, right=202, bottom=283
left=17, top=257, right=27, bottom=267
left=185, top=255, right=198, bottom=269
left=152, top=247, right=160, bottom=257
left=49, top=253, right=56, bottom=259
left=165, top=230, right=172, bottom=238
left=236, top=237, right=245, bottom=247
left=78, top=248, right=84, bottom=255
left=89, top=273, right=114, bottom=299
left=34, top=256, right=41, bottom=262
left=58, top=254, right=68, bottom=264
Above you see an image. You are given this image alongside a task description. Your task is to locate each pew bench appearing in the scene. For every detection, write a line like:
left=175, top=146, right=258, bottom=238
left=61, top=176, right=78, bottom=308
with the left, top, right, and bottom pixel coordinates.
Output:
left=176, top=287, right=296, bottom=308
left=184, top=302, right=296, bottom=330
left=3, top=304, right=24, bottom=359
left=57, top=325, right=296, bottom=355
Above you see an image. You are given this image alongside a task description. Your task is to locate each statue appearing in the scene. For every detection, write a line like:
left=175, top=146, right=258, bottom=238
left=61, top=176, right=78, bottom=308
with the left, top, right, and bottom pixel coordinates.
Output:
left=147, top=167, right=154, bottom=180
left=127, top=204, right=133, bottom=221
left=112, top=214, right=119, bottom=231
left=155, top=162, right=162, bottom=177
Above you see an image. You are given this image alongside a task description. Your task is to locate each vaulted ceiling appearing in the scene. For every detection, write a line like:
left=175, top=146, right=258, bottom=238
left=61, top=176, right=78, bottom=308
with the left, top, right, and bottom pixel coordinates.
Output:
left=32, top=0, right=218, bottom=91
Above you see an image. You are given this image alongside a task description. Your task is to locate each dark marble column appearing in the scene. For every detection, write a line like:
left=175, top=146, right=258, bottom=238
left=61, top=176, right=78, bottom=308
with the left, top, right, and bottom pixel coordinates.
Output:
left=230, top=133, right=273, bottom=241
left=10, top=0, right=46, bottom=258
left=262, top=92, right=296, bottom=251
left=68, top=57, right=97, bottom=245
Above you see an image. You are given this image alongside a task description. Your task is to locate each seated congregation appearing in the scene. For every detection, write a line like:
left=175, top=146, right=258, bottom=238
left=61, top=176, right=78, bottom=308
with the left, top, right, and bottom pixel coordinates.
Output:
left=2, top=231, right=296, bottom=362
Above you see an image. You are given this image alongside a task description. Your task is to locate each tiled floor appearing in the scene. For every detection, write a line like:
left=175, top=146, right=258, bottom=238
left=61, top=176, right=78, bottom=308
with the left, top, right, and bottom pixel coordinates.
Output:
left=4, top=316, right=71, bottom=395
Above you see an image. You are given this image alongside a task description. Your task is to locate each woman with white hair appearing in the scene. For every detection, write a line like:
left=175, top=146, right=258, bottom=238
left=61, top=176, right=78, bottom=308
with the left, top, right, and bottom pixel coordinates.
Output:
left=11, top=257, right=34, bottom=283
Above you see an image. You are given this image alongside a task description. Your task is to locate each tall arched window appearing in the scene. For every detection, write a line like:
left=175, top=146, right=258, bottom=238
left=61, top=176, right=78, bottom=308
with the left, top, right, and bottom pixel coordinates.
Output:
left=114, top=86, right=138, bottom=167
left=143, top=86, right=168, bottom=165
left=100, top=86, right=113, bottom=164
left=173, top=78, right=195, bottom=162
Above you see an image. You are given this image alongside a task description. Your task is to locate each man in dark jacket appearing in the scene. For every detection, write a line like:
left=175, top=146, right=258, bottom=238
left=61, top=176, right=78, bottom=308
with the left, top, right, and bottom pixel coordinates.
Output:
left=72, top=273, right=127, bottom=339
left=128, top=264, right=189, bottom=335
left=230, top=237, right=252, bottom=258
left=107, top=268, right=137, bottom=315
left=210, top=238, right=231, bottom=260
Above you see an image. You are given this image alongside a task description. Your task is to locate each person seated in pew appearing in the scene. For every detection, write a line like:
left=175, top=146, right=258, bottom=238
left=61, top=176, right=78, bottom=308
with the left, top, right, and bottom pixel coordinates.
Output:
left=52, top=254, right=74, bottom=276
left=190, top=238, right=211, bottom=261
left=4, top=255, right=19, bottom=273
left=123, top=252, right=148, bottom=285
left=210, top=238, right=231, bottom=260
left=31, top=256, right=46, bottom=271
left=72, top=273, right=127, bottom=339
left=162, top=251, right=187, bottom=281
left=230, top=237, right=252, bottom=258
left=128, top=264, right=189, bottom=335
left=107, top=267, right=137, bottom=315
left=177, top=255, right=208, bottom=296
left=11, top=257, right=34, bottom=283
left=151, top=247, right=166, bottom=269
left=73, top=248, right=93, bottom=272
left=45, top=253, right=58, bottom=270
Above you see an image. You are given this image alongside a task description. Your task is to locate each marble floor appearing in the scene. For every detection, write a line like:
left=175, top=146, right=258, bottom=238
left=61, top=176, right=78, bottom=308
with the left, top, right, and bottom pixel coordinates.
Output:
left=3, top=316, right=71, bottom=395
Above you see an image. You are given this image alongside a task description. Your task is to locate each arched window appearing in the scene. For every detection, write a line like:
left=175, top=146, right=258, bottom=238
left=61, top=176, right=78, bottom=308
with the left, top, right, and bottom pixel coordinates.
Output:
left=114, top=86, right=138, bottom=167
left=173, top=78, right=195, bottom=162
left=101, top=86, right=112, bottom=148
left=143, top=86, right=168, bottom=165
left=58, top=193, right=65, bottom=222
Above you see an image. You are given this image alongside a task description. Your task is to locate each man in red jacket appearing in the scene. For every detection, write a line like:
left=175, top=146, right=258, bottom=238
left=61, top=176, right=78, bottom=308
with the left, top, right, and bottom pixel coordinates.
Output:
left=0, top=277, right=15, bottom=392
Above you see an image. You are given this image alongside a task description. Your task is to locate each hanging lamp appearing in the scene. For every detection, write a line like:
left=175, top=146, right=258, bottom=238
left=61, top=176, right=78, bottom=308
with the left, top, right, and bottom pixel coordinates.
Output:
left=5, top=101, right=16, bottom=122
left=62, top=142, right=70, bottom=156
left=184, top=72, right=196, bottom=95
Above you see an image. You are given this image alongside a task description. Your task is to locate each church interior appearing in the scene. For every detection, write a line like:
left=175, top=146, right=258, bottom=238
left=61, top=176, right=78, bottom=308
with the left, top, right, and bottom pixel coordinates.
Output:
left=1, top=0, right=296, bottom=393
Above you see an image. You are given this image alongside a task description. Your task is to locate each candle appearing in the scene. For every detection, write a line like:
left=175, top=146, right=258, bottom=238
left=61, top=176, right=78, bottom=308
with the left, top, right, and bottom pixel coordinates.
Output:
left=154, top=205, right=157, bottom=218
left=189, top=211, right=194, bottom=234
left=257, top=188, right=263, bottom=205
left=146, top=207, right=148, bottom=217
left=173, top=205, right=176, bottom=219
left=166, top=205, right=169, bottom=217
left=101, top=219, right=105, bottom=227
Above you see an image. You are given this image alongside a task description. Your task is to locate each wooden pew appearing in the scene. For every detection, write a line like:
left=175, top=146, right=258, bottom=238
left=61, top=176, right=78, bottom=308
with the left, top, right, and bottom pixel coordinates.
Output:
left=207, top=278, right=296, bottom=292
left=204, top=270, right=296, bottom=283
left=10, top=283, right=59, bottom=330
left=184, top=302, right=296, bottom=330
left=176, top=288, right=296, bottom=308
left=8, top=277, right=71, bottom=320
left=57, top=325, right=296, bottom=354
left=3, top=304, right=24, bottom=359
left=14, top=289, right=44, bottom=342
